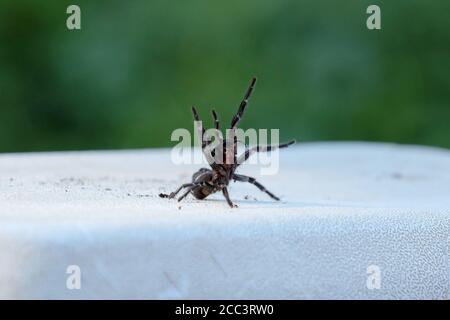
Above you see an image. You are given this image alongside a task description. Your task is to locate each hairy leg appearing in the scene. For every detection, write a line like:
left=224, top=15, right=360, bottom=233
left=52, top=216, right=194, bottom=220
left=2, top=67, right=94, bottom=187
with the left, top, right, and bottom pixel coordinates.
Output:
left=237, top=139, right=295, bottom=166
left=163, top=183, right=195, bottom=199
left=212, top=109, right=220, bottom=130
left=222, top=187, right=236, bottom=208
left=230, top=77, right=257, bottom=129
left=178, top=186, right=195, bottom=202
left=192, top=106, right=208, bottom=148
left=233, top=174, right=280, bottom=201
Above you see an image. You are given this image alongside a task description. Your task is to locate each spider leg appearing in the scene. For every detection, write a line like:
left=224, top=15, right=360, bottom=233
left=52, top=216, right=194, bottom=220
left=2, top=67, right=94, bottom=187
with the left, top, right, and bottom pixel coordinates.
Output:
left=178, top=186, right=196, bottom=202
left=193, top=170, right=213, bottom=184
left=237, top=139, right=295, bottom=166
left=175, top=170, right=214, bottom=202
left=192, top=106, right=209, bottom=148
left=205, top=109, right=223, bottom=163
left=191, top=106, right=204, bottom=133
left=168, top=183, right=195, bottom=199
left=228, top=77, right=256, bottom=168
left=222, top=187, right=236, bottom=208
left=192, top=106, right=220, bottom=167
left=230, top=77, right=257, bottom=129
left=211, top=109, right=220, bottom=130
left=233, top=174, right=280, bottom=201
left=232, top=130, right=238, bottom=167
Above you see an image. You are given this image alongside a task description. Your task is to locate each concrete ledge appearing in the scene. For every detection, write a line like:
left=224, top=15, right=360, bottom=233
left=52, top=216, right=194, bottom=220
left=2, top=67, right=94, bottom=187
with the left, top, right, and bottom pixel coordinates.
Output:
left=0, top=142, right=449, bottom=299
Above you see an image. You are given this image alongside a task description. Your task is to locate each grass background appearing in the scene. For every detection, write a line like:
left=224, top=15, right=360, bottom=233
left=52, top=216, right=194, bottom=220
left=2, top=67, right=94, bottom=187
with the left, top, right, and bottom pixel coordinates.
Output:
left=0, top=0, right=449, bottom=152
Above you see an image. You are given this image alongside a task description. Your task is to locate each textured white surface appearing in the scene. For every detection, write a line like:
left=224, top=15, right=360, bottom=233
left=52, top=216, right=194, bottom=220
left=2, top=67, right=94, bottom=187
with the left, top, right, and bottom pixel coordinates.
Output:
left=0, top=142, right=449, bottom=299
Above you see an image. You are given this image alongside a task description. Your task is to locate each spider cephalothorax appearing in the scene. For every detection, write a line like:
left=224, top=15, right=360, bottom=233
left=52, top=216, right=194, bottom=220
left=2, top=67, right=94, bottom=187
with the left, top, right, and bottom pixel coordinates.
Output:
left=159, top=77, right=295, bottom=207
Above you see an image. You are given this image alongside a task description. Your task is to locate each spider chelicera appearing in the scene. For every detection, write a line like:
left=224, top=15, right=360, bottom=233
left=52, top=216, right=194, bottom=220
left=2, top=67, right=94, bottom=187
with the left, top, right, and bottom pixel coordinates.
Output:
left=159, top=77, right=295, bottom=208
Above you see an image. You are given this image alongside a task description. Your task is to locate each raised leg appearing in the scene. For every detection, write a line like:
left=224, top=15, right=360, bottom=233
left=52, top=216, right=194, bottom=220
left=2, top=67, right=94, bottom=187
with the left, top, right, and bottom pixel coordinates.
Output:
left=233, top=174, right=280, bottom=201
left=191, top=106, right=203, bottom=129
left=222, top=187, right=236, bottom=208
left=192, top=106, right=208, bottom=148
left=237, top=139, right=295, bottom=165
left=230, top=77, right=257, bottom=129
left=208, top=109, right=222, bottom=161
left=211, top=109, right=220, bottom=130
left=233, top=133, right=238, bottom=166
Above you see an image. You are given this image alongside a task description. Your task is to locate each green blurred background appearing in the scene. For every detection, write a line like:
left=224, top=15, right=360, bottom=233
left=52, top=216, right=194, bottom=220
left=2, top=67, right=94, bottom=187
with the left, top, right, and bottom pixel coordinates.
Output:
left=0, top=0, right=449, bottom=152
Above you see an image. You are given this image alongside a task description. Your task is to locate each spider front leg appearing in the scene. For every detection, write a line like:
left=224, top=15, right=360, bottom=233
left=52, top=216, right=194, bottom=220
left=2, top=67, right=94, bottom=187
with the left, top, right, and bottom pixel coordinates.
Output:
left=162, top=183, right=195, bottom=199
left=233, top=174, right=280, bottom=201
left=212, top=109, right=220, bottom=130
left=175, top=169, right=213, bottom=202
left=236, top=140, right=295, bottom=166
left=192, top=106, right=212, bottom=150
left=178, top=185, right=197, bottom=202
left=230, top=77, right=257, bottom=129
left=222, top=187, right=237, bottom=208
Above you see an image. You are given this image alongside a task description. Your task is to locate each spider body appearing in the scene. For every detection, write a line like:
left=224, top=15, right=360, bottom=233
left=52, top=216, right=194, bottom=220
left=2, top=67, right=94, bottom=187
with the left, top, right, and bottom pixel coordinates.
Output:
left=160, top=77, right=295, bottom=207
left=191, top=172, right=220, bottom=199
left=191, top=168, right=218, bottom=200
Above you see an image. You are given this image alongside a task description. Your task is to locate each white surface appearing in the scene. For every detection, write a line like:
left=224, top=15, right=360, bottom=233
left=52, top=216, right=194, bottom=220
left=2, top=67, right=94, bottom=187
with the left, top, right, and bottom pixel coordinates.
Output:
left=0, top=142, right=449, bottom=299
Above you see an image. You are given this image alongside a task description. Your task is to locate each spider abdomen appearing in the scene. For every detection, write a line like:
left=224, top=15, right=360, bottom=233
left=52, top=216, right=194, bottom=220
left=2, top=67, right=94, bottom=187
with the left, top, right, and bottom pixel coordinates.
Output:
left=192, top=186, right=215, bottom=199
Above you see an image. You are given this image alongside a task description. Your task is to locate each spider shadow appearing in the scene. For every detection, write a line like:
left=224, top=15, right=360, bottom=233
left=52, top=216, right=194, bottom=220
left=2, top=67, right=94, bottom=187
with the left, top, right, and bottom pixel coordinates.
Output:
left=193, top=198, right=368, bottom=210
left=197, top=197, right=290, bottom=209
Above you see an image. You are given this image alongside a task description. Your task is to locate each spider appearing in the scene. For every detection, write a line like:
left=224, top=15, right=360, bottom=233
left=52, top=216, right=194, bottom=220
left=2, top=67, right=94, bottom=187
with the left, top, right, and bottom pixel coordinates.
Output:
left=159, top=77, right=295, bottom=208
